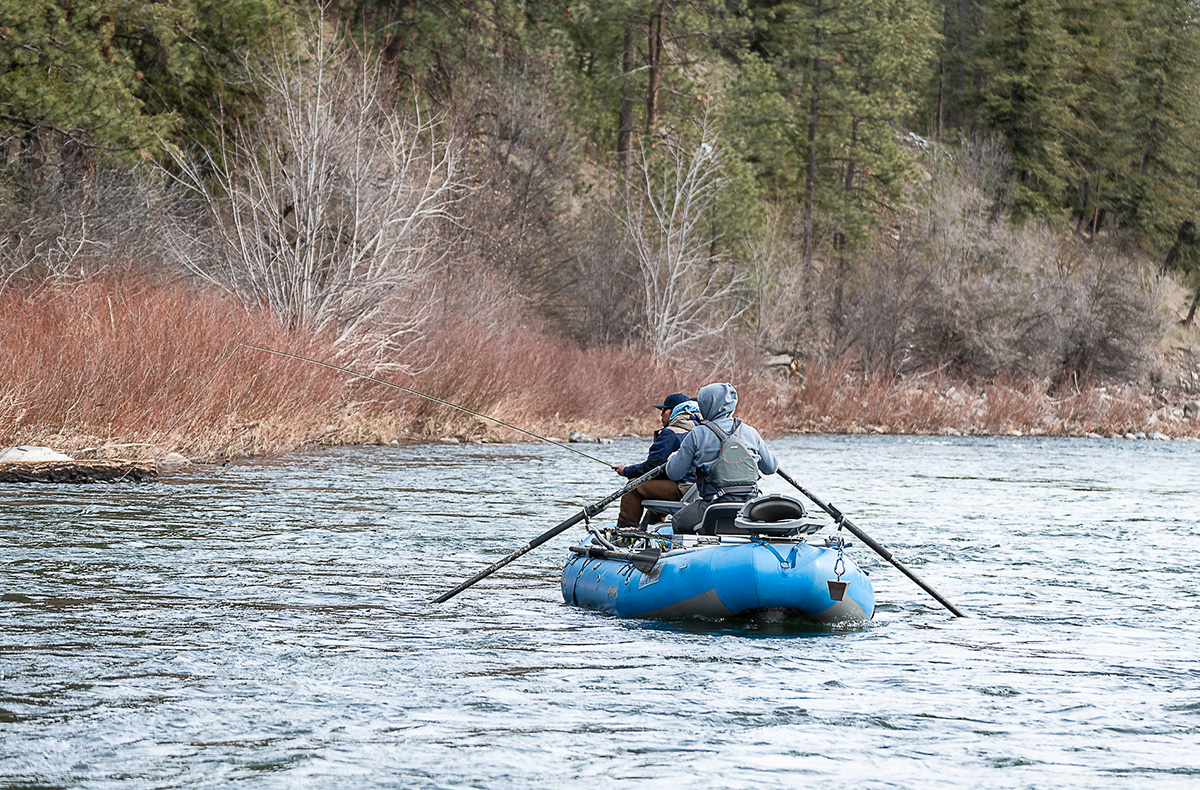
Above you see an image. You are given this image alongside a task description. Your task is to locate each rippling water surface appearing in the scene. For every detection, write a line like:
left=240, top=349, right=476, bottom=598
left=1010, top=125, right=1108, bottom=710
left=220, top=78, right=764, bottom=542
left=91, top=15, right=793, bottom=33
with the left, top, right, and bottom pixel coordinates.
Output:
left=3, top=435, right=1199, bottom=789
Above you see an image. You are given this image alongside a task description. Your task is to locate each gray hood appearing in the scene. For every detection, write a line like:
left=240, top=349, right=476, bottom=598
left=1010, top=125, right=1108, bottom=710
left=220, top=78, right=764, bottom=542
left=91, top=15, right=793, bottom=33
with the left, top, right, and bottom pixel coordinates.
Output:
left=697, top=382, right=737, bottom=422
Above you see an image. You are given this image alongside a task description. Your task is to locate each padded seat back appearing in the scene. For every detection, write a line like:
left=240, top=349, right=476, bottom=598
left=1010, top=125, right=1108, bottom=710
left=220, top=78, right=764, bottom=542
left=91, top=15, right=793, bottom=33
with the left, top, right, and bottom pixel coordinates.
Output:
left=732, top=494, right=811, bottom=537
left=740, top=494, right=806, bottom=522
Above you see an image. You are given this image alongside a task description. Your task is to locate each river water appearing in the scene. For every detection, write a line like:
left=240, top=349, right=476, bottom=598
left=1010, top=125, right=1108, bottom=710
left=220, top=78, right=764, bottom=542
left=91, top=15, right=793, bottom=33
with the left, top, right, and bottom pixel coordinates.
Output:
left=2, top=435, right=1198, bottom=789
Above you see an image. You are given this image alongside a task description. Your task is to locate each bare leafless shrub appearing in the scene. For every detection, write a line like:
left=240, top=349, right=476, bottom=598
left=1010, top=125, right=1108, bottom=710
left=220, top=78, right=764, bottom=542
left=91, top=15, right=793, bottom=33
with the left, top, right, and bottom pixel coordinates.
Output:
left=825, top=236, right=925, bottom=372
left=0, top=154, right=173, bottom=290
left=453, top=66, right=586, bottom=321
left=745, top=207, right=814, bottom=355
left=571, top=209, right=641, bottom=346
left=1048, top=246, right=1167, bottom=379
left=842, top=139, right=1167, bottom=381
left=162, top=19, right=463, bottom=353
left=616, top=119, right=749, bottom=359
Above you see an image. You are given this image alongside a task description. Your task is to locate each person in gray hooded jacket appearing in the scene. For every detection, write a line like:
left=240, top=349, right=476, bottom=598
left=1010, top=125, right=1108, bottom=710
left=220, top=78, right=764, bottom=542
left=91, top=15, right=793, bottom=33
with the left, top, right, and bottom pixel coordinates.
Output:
left=664, top=382, right=778, bottom=533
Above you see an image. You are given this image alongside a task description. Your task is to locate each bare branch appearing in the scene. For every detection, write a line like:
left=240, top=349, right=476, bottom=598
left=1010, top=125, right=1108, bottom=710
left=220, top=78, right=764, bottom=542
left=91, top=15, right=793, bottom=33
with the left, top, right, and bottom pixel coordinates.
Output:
left=160, top=17, right=465, bottom=356
left=615, top=117, right=747, bottom=359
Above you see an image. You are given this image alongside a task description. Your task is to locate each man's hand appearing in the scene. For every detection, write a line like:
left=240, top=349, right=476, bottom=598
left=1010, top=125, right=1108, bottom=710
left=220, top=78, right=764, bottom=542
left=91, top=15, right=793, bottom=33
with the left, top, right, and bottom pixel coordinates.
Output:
left=611, top=464, right=627, bottom=476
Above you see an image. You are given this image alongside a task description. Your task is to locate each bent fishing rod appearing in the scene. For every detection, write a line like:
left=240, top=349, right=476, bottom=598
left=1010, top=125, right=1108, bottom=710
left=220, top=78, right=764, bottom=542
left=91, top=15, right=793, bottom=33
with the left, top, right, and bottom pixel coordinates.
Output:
left=175, top=342, right=618, bottom=468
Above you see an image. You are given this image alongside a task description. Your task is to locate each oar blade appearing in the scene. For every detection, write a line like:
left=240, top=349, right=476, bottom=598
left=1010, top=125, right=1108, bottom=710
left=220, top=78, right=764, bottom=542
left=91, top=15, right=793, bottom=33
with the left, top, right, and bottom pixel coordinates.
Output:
left=776, top=467, right=967, bottom=618
left=631, top=548, right=661, bottom=574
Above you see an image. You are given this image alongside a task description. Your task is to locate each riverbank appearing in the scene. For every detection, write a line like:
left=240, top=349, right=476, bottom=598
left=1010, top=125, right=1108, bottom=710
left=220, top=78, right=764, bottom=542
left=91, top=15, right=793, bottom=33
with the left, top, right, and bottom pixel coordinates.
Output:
left=3, top=278, right=1199, bottom=464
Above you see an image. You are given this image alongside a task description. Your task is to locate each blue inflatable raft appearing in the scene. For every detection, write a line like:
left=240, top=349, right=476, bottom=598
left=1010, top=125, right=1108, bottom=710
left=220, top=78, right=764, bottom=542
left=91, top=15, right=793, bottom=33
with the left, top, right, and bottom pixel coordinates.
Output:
left=561, top=494, right=875, bottom=623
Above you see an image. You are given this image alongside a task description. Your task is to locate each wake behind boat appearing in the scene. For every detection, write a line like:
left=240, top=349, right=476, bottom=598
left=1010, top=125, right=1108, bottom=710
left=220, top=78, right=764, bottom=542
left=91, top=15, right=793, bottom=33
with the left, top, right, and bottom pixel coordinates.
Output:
left=561, top=493, right=875, bottom=623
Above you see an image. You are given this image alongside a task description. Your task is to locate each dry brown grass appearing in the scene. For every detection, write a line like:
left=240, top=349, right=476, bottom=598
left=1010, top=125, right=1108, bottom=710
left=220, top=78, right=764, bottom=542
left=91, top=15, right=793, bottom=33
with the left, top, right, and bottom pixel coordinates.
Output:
left=784, top=360, right=1196, bottom=438
left=0, top=277, right=345, bottom=459
left=3, top=278, right=1195, bottom=463
left=0, top=277, right=789, bottom=456
left=358, top=315, right=789, bottom=442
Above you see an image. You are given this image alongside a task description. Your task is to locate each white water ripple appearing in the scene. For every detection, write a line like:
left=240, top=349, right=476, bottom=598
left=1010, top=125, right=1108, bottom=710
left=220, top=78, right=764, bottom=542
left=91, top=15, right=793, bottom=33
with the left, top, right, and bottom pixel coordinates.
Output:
left=2, top=435, right=1199, bottom=789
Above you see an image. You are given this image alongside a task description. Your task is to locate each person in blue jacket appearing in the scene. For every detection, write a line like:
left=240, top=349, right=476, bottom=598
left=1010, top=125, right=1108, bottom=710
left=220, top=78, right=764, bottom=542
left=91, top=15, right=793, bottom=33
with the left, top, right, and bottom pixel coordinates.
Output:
left=611, top=392, right=698, bottom=529
left=665, top=382, right=777, bottom=533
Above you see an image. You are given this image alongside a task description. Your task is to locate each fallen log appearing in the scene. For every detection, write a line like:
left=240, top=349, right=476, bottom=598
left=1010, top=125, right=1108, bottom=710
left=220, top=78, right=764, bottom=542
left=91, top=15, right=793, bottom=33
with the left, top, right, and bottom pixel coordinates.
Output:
left=0, top=459, right=158, bottom=484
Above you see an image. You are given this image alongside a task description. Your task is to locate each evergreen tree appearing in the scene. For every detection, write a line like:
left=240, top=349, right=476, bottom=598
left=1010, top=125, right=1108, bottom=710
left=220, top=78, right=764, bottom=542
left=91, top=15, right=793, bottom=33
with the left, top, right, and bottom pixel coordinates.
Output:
left=737, top=0, right=936, bottom=260
left=1059, top=0, right=1135, bottom=237
left=974, top=0, right=1076, bottom=219
left=927, top=0, right=984, bottom=141
left=0, top=0, right=287, bottom=159
left=1112, top=0, right=1200, bottom=265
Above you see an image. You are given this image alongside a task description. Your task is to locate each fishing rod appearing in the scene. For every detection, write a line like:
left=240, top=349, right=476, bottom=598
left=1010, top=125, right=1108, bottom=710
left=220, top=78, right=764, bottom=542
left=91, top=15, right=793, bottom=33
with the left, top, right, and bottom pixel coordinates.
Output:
left=432, top=463, right=666, bottom=603
left=175, top=343, right=618, bottom=467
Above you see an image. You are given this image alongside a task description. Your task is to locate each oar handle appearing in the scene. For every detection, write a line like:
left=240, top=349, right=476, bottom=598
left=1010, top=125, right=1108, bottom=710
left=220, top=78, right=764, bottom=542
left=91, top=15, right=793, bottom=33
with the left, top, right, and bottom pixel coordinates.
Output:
left=431, top=463, right=667, bottom=604
left=776, top=468, right=967, bottom=618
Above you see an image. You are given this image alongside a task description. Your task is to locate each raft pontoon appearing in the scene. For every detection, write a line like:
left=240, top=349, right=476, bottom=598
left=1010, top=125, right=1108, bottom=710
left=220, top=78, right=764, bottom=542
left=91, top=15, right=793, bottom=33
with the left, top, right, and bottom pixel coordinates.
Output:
left=561, top=493, right=875, bottom=623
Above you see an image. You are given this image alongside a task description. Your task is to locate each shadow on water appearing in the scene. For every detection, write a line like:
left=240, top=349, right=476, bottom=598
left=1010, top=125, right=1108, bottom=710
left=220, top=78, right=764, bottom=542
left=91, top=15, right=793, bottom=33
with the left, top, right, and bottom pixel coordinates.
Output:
left=623, top=613, right=874, bottom=639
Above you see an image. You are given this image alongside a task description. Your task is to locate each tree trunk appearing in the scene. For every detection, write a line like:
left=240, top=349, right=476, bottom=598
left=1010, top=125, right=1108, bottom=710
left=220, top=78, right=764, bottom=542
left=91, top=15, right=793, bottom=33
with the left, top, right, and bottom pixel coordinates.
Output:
left=956, top=0, right=968, bottom=130
left=617, top=27, right=637, bottom=175
left=802, top=0, right=824, bottom=277
left=936, top=2, right=949, bottom=143
left=1141, top=78, right=1164, bottom=178
left=831, top=118, right=858, bottom=331
left=1163, top=220, right=1195, bottom=275
left=1185, top=282, right=1200, bottom=328
left=646, top=2, right=665, bottom=139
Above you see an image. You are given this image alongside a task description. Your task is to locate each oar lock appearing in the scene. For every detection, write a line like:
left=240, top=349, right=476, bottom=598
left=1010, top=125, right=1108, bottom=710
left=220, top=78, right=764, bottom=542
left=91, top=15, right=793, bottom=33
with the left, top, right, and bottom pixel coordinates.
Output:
left=827, top=535, right=849, bottom=602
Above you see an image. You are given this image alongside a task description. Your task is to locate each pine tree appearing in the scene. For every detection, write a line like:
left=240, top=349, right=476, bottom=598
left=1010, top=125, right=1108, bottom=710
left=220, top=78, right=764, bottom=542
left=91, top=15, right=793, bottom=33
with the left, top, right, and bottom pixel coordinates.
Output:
left=1, top=0, right=286, bottom=159
left=737, top=0, right=936, bottom=261
left=1059, top=0, right=1136, bottom=237
left=973, top=0, right=1076, bottom=219
left=1, top=0, right=175, bottom=157
left=1112, top=0, right=1200, bottom=263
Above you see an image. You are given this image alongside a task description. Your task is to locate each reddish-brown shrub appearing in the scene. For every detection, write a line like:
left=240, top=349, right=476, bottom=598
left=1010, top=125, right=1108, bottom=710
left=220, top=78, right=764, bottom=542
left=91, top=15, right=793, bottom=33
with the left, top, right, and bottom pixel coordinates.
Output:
left=3, top=276, right=1192, bottom=463
left=0, top=277, right=344, bottom=458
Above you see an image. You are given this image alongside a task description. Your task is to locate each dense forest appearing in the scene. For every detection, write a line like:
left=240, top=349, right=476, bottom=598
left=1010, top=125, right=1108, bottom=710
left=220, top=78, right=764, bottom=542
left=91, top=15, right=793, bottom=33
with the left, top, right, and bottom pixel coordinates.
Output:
left=3, top=0, right=1200, bottom=453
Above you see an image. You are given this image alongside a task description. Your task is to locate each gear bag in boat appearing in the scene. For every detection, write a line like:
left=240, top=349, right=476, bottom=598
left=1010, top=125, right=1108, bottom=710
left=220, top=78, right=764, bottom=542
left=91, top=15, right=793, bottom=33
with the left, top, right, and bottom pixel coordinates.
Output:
left=698, top=418, right=759, bottom=500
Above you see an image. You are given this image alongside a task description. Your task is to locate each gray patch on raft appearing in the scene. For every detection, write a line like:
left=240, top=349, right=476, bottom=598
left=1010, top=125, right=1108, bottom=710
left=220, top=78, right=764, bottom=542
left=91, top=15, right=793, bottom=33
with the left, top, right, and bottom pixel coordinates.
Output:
left=640, top=588, right=735, bottom=619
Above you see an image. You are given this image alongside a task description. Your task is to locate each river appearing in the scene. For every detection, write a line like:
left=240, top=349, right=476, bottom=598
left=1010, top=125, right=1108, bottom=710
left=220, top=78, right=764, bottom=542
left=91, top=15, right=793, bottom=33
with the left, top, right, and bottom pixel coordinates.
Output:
left=2, top=435, right=1198, bottom=789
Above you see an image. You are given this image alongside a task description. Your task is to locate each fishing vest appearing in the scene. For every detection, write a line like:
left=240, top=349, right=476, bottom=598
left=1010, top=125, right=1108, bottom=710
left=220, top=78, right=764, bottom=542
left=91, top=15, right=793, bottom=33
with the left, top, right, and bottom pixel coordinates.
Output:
left=698, top=419, right=760, bottom=500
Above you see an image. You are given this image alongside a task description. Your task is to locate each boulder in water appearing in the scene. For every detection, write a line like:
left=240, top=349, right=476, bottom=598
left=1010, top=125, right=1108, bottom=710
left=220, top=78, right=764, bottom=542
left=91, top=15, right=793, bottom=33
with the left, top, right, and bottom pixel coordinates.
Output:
left=568, top=431, right=612, bottom=444
left=157, top=452, right=192, bottom=471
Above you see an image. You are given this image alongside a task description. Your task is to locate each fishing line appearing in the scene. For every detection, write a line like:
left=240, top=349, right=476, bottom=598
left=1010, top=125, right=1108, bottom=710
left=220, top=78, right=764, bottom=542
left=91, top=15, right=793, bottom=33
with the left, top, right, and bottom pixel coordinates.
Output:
left=174, top=343, right=617, bottom=467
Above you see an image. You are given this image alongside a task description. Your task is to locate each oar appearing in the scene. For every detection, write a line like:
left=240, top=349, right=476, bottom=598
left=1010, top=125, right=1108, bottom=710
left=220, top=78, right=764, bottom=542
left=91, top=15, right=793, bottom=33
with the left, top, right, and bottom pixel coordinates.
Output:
left=567, top=545, right=662, bottom=574
left=776, top=468, right=967, bottom=618
left=432, top=464, right=666, bottom=603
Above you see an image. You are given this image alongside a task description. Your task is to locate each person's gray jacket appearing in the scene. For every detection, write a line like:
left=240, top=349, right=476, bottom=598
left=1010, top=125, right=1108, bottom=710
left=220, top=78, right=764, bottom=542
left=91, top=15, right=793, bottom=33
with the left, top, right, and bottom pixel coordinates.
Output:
left=664, top=383, right=777, bottom=498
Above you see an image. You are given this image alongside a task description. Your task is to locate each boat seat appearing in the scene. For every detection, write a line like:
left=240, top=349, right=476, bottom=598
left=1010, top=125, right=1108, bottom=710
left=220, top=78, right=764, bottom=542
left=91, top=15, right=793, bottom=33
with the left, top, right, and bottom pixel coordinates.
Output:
left=698, top=502, right=744, bottom=535
left=641, top=499, right=685, bottom=516
left=732, top=494, right=811, bottom=537
left=741, top=494, right=806, bottom=522
left=640, top=481, right=698, bottom=518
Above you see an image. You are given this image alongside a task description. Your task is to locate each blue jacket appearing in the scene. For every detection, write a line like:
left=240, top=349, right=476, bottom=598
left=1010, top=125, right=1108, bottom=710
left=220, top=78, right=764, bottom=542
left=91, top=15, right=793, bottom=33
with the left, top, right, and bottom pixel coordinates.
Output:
left=624, top=414, right=696, bottom=482
left=665, top=383, right=777, bottom=498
